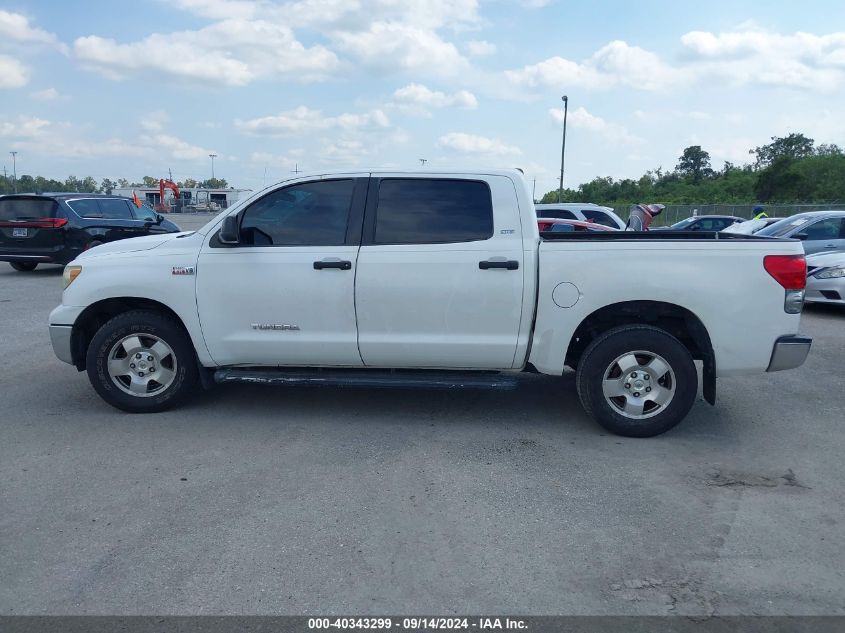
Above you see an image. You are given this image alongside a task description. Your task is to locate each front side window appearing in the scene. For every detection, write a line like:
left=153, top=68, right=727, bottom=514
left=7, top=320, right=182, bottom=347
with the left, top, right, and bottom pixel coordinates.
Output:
left=802, top=217, right=844, bottom=241
left=375, top=179, right=493, bottom=244
left=133, top=203, right=158, bottom=222
left=239, top=179, right=354, bottom=246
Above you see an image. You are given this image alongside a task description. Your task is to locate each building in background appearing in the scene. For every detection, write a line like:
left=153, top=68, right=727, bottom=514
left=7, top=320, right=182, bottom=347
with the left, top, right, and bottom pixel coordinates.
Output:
left=112, top=186, right=251, bottom=212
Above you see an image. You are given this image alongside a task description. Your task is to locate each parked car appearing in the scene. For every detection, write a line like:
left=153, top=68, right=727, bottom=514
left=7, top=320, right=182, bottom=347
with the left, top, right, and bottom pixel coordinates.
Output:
left=755, top=211, right=845, bottom=255
left=49, top=170, right=810, bottom=438
left=805, top=250, right=845, bottom=305
left=0, top=193, right=182, bottom=272
left=537, top=218, right=618, bottom=232
left=721, top=217, right=781, bottom=235
left=534, top=203, right=626, bottom=230
left=654, top=215, right=744, bottom=232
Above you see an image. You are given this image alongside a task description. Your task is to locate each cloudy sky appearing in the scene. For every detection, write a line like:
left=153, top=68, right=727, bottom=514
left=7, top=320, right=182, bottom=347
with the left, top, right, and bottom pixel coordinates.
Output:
left=2, top=0, right=845, bottom=195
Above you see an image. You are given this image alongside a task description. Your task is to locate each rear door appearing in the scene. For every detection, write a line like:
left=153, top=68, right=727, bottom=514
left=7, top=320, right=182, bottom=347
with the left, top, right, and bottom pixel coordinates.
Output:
left=0, top=196, right=67, bottom=257
left=354, top=174, right=525, bottom=369
left=67, top=198, right=146, bottom=243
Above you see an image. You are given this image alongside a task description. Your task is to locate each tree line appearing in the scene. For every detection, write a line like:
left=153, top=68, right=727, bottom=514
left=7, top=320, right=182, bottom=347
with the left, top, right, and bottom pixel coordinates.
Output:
left=0, top=175, right=229, bottom=196
left=541, top=133, right=845, bottom=205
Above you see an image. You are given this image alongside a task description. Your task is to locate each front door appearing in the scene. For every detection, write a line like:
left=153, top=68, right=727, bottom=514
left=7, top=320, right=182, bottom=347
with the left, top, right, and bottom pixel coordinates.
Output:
left=196, top=176, right=367, bottom=367
left=800, top=217, right=845, bottom=255
left=354, top=175, right=525, bottom=369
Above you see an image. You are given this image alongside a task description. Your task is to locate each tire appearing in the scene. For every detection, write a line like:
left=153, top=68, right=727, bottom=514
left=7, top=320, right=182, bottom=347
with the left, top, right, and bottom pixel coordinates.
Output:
left=10, top=261, right=38, bottom=271
left=86, top=310, right=198, bottom=413
left=576, top=325, right=697, bottom=438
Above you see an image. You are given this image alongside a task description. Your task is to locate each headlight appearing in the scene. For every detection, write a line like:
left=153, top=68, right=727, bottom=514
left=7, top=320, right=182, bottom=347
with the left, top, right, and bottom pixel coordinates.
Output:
left=63, top=265, right=82, bottom=288
left=814, top=266, right=845, bottom=279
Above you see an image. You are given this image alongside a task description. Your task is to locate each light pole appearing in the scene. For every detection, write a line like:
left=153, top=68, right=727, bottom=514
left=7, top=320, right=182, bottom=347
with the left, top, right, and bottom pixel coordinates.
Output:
left=10, top=151, right=18, bottom=193
left=208, top=153, right=217, bottom=181
left=558, top=96, right=568, bottom=203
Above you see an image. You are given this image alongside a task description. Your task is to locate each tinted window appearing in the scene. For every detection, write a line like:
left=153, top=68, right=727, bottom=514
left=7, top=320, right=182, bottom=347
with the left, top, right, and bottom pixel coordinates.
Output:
left=133, top=203, right=158, bottom=222
left=375, top=179, right=493, bottom=244
left=538, top=208, right=577, bottom=220
left=670, top=218, right=696, bottom=229
left=97, top=199, right=134, bottom=220
left=549, top=223, right=575, bottom=232
left=239, top=179, right=354, bottom=246
left=581, top=209, right=616, bottom=227
left=67, top=199, right=102, bottom=217
left=0, top=197, right=57, bottom=220
left=803, top=218, right=844, bottom=241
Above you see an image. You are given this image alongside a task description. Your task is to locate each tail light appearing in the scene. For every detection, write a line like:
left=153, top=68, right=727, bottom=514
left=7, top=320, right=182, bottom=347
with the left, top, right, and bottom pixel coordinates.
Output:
left=0, top=217, right=68, bottom=229
left=764, top=255, right=806, bottom=289
left=764, top=254, right=806, bottom=314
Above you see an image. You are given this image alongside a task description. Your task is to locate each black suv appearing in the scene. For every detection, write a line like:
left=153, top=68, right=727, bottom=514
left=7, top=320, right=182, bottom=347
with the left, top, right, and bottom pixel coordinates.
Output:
left=0, top=193, right=181, bottom=271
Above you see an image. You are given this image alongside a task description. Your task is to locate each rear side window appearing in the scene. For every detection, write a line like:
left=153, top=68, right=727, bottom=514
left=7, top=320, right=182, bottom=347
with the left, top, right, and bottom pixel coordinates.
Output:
left=581, top=209, right=616, bottom=227
left=97, top=199, right=134, bottom=220
left=0, top=197, right=58, bottom=220
left=375, top=179, right=493, bottom=244
left=539, top=208, right=577, bottom=220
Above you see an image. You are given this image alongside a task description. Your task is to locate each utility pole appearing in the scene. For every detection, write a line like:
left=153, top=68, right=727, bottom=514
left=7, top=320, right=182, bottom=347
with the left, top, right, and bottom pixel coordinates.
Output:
left=419, top=158, right=427, bottom=166
left=208, top=153, right=217, bottom=180
left=291, top=163, right=302, bottom=174
left=10, top=151, right=18, bottom=193
left=558, top=95, right=568, bottom=203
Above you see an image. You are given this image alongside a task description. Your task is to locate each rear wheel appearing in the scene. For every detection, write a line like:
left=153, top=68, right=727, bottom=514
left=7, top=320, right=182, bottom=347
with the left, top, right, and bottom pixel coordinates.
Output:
left=576, top=325, right=697, bottom=437
left=10, top=261, right=38, bottom=271
left=86, top=310, right=198, bottom=413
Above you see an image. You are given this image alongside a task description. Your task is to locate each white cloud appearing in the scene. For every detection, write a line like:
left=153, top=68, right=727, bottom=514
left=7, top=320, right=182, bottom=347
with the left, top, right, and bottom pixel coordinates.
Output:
left=236, top=106, right=391, bottom=136
left=549, top=107, right=641, bottom=145
left=392, top=83, right=477, bottom=116
left=139, top=133, right=219, bottom=161
left=167, top=0, right=259, bottom=19
left=0, top=115, right=50, bottom=139
left=466, top=39, right=496, bottom=57
left=140, top=110, right=170, bottom=132
left=332, top=22, right=470, bottom=75
left=277, top=0, right=480, bottom=30
left=30, top=87, right=62, bottom=100
left=0, top=55, right=28, bottom=89
left=680, top=29, right=845, bottom=90
left=506, top=40, right=681, bottom=91
left=74, top=19, right=338, bottom=85
left=0, top=10, right=66, bottom=52
left=438, top=132, right=522, bottom=156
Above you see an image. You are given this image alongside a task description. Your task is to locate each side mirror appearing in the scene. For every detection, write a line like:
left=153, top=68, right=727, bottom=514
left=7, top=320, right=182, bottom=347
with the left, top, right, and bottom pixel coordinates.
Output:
left=155, top=213, right=164, bottom=225
left=219, top=215, right=240, bottom=245
left=795, top=232, right=809, bottom=241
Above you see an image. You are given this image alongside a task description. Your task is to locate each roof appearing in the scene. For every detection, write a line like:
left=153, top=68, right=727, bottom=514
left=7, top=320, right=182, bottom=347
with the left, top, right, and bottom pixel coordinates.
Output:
left=0, top=192, right=130, bottom=199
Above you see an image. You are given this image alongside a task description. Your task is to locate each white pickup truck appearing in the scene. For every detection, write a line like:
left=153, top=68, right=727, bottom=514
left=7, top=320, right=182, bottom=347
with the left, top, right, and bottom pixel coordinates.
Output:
left=49, top=170, right=811, bottom=437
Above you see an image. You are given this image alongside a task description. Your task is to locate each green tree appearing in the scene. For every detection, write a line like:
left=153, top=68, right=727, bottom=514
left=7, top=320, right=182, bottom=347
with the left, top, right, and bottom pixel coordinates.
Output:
left=100, top=178, right=116, bottom=194
left=141, top=176, right=159, bottom=187
left=200, top=177, right=228, bottom=189
left=750, top=133, right=815, bottom=168
left=676, top=145, right=713, bottom=184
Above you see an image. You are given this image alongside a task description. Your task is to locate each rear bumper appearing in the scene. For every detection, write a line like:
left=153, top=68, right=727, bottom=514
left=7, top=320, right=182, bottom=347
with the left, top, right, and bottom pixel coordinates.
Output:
left=49, top=325, right=74, bottom=365
left=766, top=335, right=812, bottom=372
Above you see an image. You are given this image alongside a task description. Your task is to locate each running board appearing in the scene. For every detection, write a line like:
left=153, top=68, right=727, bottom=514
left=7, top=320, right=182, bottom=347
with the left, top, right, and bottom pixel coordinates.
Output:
left=213, top=368, right=519, bottom=391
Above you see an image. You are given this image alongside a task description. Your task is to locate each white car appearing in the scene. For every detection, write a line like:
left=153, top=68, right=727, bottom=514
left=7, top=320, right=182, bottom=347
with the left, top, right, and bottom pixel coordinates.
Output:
left=534, top=202, right=626, bottom=230
left=49, top=170, right=811, bottom=437
left=805, top=251, right=845, bottom=305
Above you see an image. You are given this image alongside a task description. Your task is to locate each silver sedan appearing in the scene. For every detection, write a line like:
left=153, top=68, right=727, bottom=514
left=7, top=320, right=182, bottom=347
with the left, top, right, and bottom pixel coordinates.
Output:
left=805, top=251, right=845, bottom=305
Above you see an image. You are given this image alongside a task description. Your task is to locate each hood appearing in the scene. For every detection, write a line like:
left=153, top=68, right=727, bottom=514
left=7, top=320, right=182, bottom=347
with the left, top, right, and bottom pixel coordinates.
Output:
left=77, top=232, right=193, bottom=260
left=806, top=250, right=845, bottom=269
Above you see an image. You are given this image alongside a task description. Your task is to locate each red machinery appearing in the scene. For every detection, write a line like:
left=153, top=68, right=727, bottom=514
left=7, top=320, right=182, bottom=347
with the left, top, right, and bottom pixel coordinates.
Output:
left=156, top=179, right=180, bottom=212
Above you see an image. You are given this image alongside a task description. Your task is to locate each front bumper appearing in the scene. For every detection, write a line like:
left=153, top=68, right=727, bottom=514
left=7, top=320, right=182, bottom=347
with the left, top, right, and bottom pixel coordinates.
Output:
left=49, top=325, right=74, bottom=365
left=766, top=335, right=812, bottom=372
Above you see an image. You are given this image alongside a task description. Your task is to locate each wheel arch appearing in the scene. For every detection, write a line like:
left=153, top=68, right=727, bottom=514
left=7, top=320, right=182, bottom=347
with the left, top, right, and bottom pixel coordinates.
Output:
left=70, top=297, right=195, bottom=371
left=565, top=300, right=716, bottom=404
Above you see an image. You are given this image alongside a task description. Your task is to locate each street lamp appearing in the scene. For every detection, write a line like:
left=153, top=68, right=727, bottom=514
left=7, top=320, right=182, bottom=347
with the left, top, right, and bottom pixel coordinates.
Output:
left=208, top=153, right=217, bottom=181
left=558, top=95, right=568, bottom=203
left=10, top=151, right=18, bottom=193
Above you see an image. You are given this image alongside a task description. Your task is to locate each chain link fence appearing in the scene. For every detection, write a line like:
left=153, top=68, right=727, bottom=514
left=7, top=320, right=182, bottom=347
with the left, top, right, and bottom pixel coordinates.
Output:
left=606, top=202, right=845, bottom=226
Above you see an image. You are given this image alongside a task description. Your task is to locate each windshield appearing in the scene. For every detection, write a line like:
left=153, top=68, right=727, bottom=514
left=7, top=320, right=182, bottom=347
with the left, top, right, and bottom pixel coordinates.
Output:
left=756, top=215, right=812, bottom=237
left=670, top=218, right=696, bottom=229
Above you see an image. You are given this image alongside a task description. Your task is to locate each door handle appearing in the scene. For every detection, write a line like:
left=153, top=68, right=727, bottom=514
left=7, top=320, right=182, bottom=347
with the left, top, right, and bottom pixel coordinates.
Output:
left=313, top=259, right=352, bottom=270
left=479, top=259, right=519, bottom=270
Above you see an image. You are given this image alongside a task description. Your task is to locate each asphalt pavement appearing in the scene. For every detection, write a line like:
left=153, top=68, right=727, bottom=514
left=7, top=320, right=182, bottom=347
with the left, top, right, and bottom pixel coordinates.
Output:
left=1, top=228, right=843, bottom=615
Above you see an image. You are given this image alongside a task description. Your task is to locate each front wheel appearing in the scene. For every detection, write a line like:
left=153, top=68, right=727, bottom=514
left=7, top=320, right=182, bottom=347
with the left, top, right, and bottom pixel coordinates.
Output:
left=86, top=310, right=198, bottom=413
left=10, top=261, right=38, bottom=271
left=576, top=325, right=698, bottom=437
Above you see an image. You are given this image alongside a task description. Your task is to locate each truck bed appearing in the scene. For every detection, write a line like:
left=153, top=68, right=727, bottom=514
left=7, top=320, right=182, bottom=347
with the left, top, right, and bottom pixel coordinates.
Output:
left=540, top=230, right=790, bottom=241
